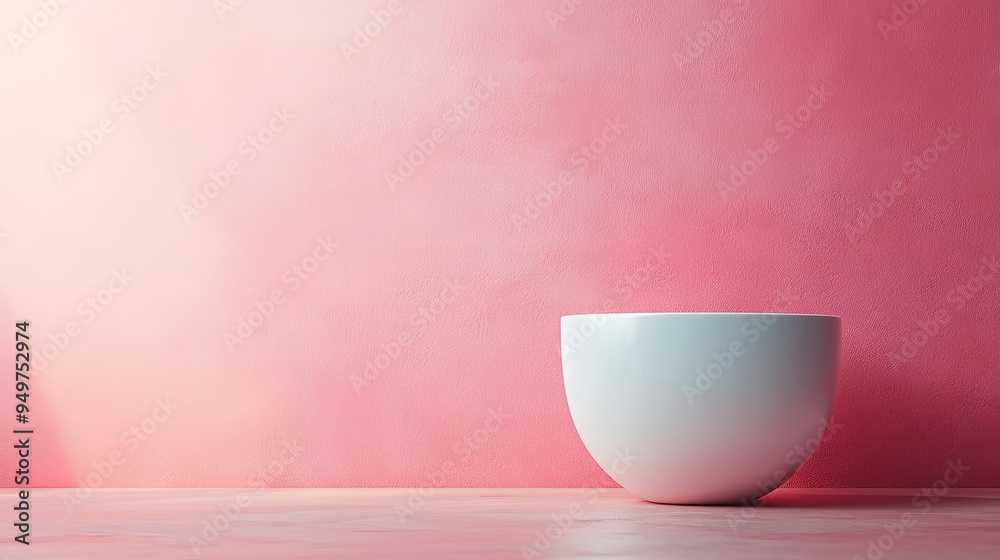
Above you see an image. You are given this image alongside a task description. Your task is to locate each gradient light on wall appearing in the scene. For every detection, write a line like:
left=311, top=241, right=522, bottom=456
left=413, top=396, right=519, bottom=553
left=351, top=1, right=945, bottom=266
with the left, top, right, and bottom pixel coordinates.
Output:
left=1, top=0, right=998, bottom=488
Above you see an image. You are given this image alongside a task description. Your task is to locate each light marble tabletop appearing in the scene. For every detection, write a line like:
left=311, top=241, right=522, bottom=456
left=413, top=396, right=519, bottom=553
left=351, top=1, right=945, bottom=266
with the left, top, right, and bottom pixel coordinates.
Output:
left=2, top=488, right=998, bottom=559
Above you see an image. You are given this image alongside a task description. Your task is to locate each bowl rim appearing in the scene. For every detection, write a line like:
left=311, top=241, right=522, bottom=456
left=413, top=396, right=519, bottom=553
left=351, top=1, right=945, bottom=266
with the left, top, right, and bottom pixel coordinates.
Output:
left=561, top=312, right=840, bottom=319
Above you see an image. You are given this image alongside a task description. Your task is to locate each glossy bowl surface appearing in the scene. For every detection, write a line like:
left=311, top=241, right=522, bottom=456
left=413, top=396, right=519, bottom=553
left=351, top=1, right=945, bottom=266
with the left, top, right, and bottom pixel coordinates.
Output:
left=561, top=312, right=840, bottom=504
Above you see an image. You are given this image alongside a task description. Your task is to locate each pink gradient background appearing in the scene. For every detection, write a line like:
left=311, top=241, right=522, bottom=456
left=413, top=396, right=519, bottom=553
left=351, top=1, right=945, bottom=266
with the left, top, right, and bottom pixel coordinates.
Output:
left=1, top=0, right=998, bottom=489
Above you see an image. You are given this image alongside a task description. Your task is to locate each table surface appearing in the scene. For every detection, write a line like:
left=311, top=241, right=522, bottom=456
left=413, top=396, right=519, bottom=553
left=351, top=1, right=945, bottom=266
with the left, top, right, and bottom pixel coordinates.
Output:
left=1, top=488, right=998, bottom=559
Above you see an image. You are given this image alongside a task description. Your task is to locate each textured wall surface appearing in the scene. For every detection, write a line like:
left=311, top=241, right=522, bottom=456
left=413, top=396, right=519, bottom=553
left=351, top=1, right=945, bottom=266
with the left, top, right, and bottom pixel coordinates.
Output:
left=1, top=0, right=998, bottom=489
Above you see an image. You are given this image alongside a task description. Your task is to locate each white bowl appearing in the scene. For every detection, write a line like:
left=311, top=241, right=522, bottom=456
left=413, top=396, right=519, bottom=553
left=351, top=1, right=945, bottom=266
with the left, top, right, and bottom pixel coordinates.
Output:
left=561, top=312, right=840, bottom=504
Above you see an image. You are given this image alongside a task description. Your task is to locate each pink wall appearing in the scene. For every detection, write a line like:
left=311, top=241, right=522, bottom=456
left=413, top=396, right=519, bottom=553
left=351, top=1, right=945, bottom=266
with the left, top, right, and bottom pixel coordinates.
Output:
left=1, top=0, right=998, bottom=489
